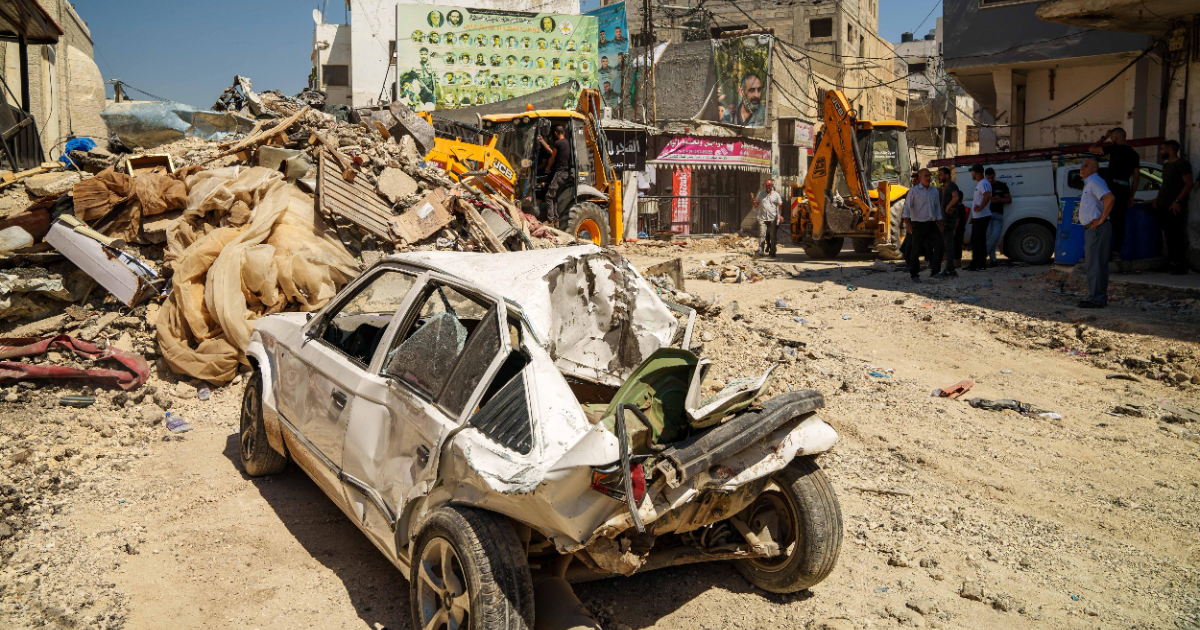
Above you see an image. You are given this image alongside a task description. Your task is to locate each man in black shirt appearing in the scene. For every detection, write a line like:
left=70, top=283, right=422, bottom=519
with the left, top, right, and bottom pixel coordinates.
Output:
left=936, top=166, right=964, bottom=277
left=1090, top=127, right=1140, bottom=269
left=1154, top=139, right=1194, bottom=275
left=538, top=126, right=572, bottom=221
left=984, top=167, right=1011, bottom=265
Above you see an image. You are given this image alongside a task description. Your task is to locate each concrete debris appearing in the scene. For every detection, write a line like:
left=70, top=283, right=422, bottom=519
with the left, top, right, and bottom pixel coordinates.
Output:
left=375, top=167, right=419, bottom=204
left=24, top=171, right=81, bottom=198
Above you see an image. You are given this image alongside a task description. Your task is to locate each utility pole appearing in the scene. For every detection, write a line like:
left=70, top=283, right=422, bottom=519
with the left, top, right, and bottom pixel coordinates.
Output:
left=641, top=0, right=656, bottom=125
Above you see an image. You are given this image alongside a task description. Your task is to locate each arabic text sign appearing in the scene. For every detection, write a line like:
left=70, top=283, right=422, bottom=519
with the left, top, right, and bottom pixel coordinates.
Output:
left=396, top=6, right=598, bottom=111
left=671, top=166, right=692, bottom=235
left=795, top=121, right=814, bottom=149
left=603, top=129, right=645, bottom=172
left=585, top=2, right=629, bottom=109
left=656, top=136, right=771, bottom=169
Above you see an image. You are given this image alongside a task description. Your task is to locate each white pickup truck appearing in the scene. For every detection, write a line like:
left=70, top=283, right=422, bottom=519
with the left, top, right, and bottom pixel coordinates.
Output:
left=955, top=159, right=1163, bottom=264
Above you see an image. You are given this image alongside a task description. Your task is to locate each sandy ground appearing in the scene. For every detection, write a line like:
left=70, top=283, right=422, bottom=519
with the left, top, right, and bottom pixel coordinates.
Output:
left=2, top=240, right=1199, bottom=630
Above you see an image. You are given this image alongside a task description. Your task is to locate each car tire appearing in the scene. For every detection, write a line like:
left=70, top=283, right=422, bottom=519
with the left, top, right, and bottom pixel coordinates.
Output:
left=734, top=456, right=843, bottom=593
left=802, top=237, right=843, bottom=260
left=852, top=237, right=874, bottom=254
left=410, top=507, right=535, bottom=630
left=563, top=201, right=610, bottom=246
left=239, top=369, right=287, bottom=476
left=1005, top=223, right=1054, bottom=264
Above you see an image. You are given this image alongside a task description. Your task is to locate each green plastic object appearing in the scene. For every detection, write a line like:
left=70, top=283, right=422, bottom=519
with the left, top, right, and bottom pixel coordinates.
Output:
left=600, top=348, right=698, bottom=451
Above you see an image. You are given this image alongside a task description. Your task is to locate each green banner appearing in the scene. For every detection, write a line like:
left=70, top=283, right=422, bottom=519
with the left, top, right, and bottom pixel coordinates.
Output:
left=712, top=34, right=773, bottom=128
left=396, top=6, right=599, bottom=111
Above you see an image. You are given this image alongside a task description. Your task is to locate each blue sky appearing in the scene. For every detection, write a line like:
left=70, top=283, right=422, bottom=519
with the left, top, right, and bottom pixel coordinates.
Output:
left=76, top=0, right=934, bottom=108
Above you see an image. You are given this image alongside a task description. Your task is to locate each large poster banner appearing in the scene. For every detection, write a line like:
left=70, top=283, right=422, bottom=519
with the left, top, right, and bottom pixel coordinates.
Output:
left=671, top=166, right=692, bottom=235
left=712, top=34, right=773, bottom=128
left=655, top=136, right=771, bottom=171
left=604, top=129, right=645, bottom=172
left=396, top=6, right=598, bottom=111
left=585, top=2, right=629, bottom=110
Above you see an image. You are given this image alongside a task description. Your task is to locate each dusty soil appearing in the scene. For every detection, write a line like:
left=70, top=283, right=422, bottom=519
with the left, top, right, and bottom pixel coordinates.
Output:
left=2, top=240, right=1199, bottom=630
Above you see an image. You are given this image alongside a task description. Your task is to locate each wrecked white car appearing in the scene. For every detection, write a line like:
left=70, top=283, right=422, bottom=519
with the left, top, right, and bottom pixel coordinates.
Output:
left=240, top=245, right=843, bottom=630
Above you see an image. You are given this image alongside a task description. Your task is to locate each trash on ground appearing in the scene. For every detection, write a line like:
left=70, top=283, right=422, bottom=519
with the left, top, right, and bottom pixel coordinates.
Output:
left=165, top=412, right=193, bottom=433
left=967, top=398, right=1046, bottom=416
left=869, top=371, right=890, bottom=378
left=45, top=216, right=167, bottom=307
left=842, top=315, right=852, bottom=320
left=58, top=395, right=95, bottom=408
left=934, top=380, right=974, bottom=398
left=0, top=335, right=149, bottom=390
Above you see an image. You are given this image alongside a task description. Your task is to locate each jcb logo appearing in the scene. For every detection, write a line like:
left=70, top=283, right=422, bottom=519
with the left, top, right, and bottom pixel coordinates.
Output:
left=812, top=157, right=827, bottom=178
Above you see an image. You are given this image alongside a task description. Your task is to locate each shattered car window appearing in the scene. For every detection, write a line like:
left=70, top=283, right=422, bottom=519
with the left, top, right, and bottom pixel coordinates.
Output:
left=321, top=270, right=417, bottom=365
left=383, top=284, right=490, bottom=396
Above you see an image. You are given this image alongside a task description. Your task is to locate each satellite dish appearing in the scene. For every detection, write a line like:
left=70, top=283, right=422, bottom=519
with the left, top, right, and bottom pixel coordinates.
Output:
left=312, top=8, right=322, bottom=24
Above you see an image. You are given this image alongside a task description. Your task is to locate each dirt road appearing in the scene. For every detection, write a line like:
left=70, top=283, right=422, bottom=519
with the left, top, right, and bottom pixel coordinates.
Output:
left=2, top=241, right=1198, bottom=630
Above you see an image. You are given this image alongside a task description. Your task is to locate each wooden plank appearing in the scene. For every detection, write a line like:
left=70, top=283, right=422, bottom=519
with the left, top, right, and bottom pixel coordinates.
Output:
left=317, top=148, right=397, bottom=243
left=215, top=105, right=310, bottom=158
left=457, top=198, right=505, bottom=253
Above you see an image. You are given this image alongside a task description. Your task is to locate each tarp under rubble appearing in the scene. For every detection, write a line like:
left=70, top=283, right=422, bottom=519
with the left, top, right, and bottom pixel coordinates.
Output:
left=101, top=101, right=256, bottom=150
left=157, top=166, right=358, bottom=384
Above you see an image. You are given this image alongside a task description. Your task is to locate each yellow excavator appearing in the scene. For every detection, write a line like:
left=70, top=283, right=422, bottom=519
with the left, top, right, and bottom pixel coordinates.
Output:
left=421, top=89, right=623, bottom=246
left=791, top=89, right=910, bottom=259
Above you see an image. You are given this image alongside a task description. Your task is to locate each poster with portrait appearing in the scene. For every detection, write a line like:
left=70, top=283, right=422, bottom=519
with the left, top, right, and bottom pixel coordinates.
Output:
left=396, top=5, right=598, bottom=111
left=711, top=34, right=773, bottom=128
left=585, top=2, right=629, bottom=110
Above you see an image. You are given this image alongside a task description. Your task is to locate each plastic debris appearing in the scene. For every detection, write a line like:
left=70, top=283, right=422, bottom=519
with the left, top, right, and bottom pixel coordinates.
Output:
left=1039, top=412, right=1063, bottom=420
left=933, top=380, right=974, bottom=398
left=197, top=387, right=211, bottom=401
left=842, top=315, right=851, bottom=320
left=868, top=371, right=890, bottom=378
left=58, top=395, right=95, bottom=407
left=793, top=317, right=809, bottom=324
left=846, top=284, right=856, bottom=291
left=775, top=298, right=788, bottom=308
left=1000, top=369, right=1013, bottom=374
left=165, top=412, right=193, bottom=433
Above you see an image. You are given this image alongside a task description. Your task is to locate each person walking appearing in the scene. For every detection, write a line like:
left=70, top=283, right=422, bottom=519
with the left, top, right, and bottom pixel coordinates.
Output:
left=936, top=166, right=963, bottom=277
left=1077, top=158, right=1116, bottom=308
left=1153, top=139, right=1194, bottom=275
left=752, top=179, right=783, bottom=257
left=538, top=125, right=572, bottom=222
left=965, top=164, right=992, bottom=271
left=1089, top=127, right=1140, bottom=271
left=902, top=168, right=943, bottom=282
left=984, top=167, right=1011, bottom=265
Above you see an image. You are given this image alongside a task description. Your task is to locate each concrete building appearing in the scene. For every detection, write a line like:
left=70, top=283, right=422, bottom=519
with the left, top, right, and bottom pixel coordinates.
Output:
left=943, top=0, right=1160, bottom=155
left=893, top=19, right=982, bottom=166
left=1035, top=0, right=1199, bottom=268
left=0, top=0, right=106, bottom=164
left=315, top=0, right=580, bottom=109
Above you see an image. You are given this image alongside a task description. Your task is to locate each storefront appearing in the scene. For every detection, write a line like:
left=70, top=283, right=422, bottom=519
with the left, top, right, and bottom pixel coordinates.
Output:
left=637, top=135, right=772, bottom=235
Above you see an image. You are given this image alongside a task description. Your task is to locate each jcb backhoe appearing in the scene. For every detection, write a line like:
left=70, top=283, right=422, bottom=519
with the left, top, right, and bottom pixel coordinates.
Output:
left=791, top=89, right=910, bottom=259
left=421, top=89, right=623, bottom=246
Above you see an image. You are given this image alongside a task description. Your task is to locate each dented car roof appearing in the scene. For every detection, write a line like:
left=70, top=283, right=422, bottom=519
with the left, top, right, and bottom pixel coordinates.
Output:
left=389, top=244, right=679, bottom=386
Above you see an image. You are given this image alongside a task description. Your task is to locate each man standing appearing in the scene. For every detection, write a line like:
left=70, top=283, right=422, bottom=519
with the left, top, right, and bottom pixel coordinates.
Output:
left=902, top=169, right=943, bottom=282
left=965, top=164, right=992, bottom=271
left=984, top=167, right=1011, bottom=265
left=1089, top=127, right=1140, bottom=270
left=722, top=73, right=765, bottom=127
left=1077, top=159, right=1116, bottom=307
left=538, top=126, right=572, bottom=222
left=751, top=179, right=783, bottom=257
left=1153, top=140, right=1194, bottom=275
left=937, top=166, right=963, bottom=277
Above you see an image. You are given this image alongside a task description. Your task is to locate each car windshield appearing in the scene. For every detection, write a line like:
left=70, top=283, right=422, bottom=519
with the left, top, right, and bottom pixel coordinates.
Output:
left=864, top=128, right=908, bottom=185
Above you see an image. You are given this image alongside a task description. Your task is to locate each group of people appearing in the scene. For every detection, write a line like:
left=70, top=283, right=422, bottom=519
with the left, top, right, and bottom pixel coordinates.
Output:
left=902, top=164, right=1011, bottom=282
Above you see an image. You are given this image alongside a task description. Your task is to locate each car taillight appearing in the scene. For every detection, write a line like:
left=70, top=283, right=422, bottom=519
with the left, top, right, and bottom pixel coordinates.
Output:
left=590, top=463, right=645, bottom=504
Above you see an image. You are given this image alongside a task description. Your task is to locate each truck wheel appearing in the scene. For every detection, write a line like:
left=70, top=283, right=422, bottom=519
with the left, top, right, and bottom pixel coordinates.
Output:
left=851, top=237, right=874, bottom=254
left=802, top=237, right=843, bottom=260
left=411, top=507, right=534, bottom=630
left=734, top=456, right=843, bottom=593
left=239, top=369, right=287, bottom=476
left=563, top=201, right=610, bottom=246
left=875, top=199, right=906, bottom=260
left=1005, top=223, right=1054, bottom=264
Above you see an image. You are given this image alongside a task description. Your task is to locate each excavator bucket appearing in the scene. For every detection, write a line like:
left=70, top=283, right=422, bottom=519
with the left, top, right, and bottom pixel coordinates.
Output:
left=387, top=101, right=437, bottom=156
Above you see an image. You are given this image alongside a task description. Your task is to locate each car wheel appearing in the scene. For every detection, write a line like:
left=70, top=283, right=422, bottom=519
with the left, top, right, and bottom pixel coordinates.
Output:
left=239, top=369, right=287, bottom=476
left=563, top=201, right=610, bottom=246
left=411, top=507, right=534, bottom=630
left=1005, top=223, right=1054, bottom=264
left=802, top=237, right=843, bottom=260
left=851, top=237, right=874, bottom=254
left=734, top=456, right=843, bottom=593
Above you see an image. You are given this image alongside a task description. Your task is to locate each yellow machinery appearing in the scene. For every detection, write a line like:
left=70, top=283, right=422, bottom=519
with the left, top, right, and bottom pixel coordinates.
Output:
left=791, top=89, right=910, bottom=259
left=422, top=89, right=623, bottom=246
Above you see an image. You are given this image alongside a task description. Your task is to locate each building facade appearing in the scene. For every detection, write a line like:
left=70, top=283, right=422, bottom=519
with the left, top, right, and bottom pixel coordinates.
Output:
left=0, top=0, right=106, bottom=161
left=893, top=19, right=982, bottom=166
left=316, top=0, right=581, bottom=109
left=943, top=0, right=1160, bottom=155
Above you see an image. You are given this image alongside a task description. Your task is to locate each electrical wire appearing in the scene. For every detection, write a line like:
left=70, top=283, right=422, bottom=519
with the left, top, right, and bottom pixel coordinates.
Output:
left=911, top=0, right=942, bottom=38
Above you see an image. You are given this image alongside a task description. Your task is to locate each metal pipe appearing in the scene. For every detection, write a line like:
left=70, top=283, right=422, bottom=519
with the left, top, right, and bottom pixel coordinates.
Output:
left=18, top=35, right=30, bottom=114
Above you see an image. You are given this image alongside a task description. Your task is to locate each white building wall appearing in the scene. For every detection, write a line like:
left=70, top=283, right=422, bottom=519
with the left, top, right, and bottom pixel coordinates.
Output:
left=347, top=0, right=580, bottom=108
left=314, top=23, right=353, bottom=106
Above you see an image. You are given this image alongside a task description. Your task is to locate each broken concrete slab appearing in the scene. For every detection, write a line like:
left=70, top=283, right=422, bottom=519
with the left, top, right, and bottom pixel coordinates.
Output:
left=25, top=171, right=81, bottom=197
left=376, top=167, right=419, bottom=205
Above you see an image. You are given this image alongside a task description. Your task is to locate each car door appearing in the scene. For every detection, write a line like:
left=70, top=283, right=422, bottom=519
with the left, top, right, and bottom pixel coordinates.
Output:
left=340, top=272, right=517, bottom=560
left=1134, top=163, right=1162, bottom=203
left=276, top=266, right=420, bottom=504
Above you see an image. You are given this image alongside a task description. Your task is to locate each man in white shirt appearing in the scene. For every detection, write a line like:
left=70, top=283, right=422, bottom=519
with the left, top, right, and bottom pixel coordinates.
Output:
left=965, top=164, right=992, bottom=271
left=902, top=168, right=943, bottom=282
left=752, top=179, right=783, bottom=257
left=1077, top=158, right=1115, bottom=308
